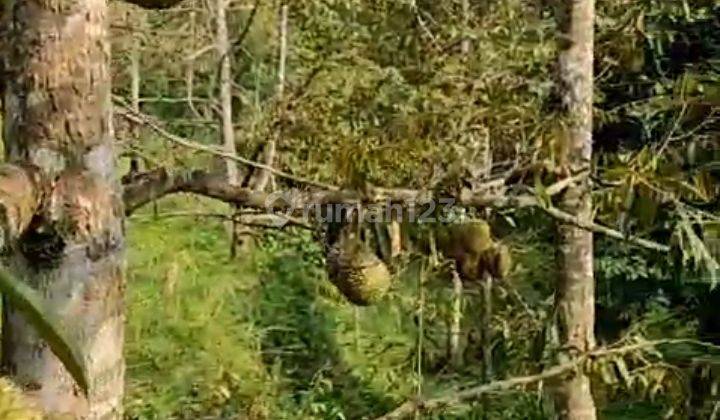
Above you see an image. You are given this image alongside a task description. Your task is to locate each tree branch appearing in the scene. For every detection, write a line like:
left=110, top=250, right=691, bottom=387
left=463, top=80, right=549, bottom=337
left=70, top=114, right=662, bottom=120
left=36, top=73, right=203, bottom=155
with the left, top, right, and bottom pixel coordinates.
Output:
left=129, top=210, right=312, bottom=229
left=121, top=168, right=508, bottom=216
left=114, top=99, right=338, bottom=190
left=120, top=0, right=186, bottom=10
left=376, top=339, right=720, bottom=420
left=120, top=168, right=670, bottom=253
left=540, top=204, right=670, bottom=252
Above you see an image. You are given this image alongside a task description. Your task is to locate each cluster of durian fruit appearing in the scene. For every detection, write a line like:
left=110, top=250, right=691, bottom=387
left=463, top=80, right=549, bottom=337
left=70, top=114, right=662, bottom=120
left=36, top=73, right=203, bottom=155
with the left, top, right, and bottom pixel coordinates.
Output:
left=436, top=219, right=511, bottom=282
left=321, top=210, right=511, bottom=306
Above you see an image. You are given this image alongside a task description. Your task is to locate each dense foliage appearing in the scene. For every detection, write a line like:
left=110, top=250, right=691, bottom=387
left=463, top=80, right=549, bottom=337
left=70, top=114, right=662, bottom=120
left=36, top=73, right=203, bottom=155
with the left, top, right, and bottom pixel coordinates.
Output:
left=106, top=0, right=720, bottom=418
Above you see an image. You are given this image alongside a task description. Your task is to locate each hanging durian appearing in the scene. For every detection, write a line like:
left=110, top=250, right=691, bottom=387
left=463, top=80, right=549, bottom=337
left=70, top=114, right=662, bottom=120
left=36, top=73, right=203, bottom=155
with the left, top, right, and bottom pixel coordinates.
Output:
left=0, top=377, right=42, bottom=420
left=323, top=211, right=391, bottom=306
left=436, top=219, right=512, bottom=282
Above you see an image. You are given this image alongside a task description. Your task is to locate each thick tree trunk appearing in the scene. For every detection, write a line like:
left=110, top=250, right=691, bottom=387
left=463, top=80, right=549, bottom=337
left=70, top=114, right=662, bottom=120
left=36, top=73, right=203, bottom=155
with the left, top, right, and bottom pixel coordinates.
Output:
left=1, top=0, right=125, bottom=417
left=552, top=0, right=597, bottom=419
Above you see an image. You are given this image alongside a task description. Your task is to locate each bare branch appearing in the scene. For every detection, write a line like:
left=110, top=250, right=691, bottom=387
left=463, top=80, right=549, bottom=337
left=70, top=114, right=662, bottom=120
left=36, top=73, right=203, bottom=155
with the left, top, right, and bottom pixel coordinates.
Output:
left=121, top=168, right=670, bottom=253
left=120, top=0, right=186, bottom=10
left=121, top=167, right=506, bottom=216
left=229, top=0, right=261, bottom=53
left=376, top=339, right=720, bottom=420
left=114, top=99, right=338, bottom=190
left=540, top=204, right=670, bottom=252
left=130, top=210, right=312, bottom=229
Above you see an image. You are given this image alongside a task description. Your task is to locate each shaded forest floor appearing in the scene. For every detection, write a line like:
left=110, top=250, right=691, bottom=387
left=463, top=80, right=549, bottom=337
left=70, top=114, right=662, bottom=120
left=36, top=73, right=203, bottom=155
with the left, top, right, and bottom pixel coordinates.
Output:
left=124, top=197, right=664, bottom=419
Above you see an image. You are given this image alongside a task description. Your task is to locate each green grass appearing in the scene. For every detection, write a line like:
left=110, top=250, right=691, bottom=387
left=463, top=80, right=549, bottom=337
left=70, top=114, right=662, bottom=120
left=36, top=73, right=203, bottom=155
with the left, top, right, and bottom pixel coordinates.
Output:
left=124, top=197, right=417, bottom=419
left=125, top=199, right=272, bottom=418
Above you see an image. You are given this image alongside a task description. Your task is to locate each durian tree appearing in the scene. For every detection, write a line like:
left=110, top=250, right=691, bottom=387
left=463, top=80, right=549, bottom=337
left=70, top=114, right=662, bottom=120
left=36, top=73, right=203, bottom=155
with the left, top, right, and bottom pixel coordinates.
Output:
left=0, top=0, right=188, bottom=416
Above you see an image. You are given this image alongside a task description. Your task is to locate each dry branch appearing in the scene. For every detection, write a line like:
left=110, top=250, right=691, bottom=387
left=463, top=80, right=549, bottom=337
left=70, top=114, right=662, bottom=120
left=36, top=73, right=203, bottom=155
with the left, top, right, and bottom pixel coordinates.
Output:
left=114, top=99, right=337, bottom=190
left=376, top=339, right=720, bottom=420
left=541, top=205, right=670, bottom=252
left=130, top=210, right=312, bottom=229
left=120, top=168, right=670, bottom=253
left=121, top=0, right=185, bottom=10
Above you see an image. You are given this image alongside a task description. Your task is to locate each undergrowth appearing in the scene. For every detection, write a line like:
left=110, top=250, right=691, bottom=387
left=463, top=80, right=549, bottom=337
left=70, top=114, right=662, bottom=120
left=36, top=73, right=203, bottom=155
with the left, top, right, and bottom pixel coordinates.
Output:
left=124, top=197, right=664, bottom=419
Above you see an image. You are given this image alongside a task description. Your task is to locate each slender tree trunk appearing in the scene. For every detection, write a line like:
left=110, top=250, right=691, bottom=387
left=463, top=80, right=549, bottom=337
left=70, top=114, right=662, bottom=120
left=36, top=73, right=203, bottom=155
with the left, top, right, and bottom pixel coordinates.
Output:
left=482, top=274, right=493, bottom=382
left=276, top=4, right=288, bottom=99
left=128, top=10, right=146, bottom=205
left=553, top=0, right=597, bottom=418
left=461, top=0, right=471, bottom=55
left=1, top=0, right=125, bottom=417
left=449, top=268, right=463, bottom=368
left=236, top=4, right=286, bottom=249
left=248, top=3, right=285, bottom=192
left=186, top=1, right=203, bottom=119
left=216, top=0, right=238, bottom=186
left=215, top=0, right=239, bottom=256
left=129, top=13, right=142, bottom=122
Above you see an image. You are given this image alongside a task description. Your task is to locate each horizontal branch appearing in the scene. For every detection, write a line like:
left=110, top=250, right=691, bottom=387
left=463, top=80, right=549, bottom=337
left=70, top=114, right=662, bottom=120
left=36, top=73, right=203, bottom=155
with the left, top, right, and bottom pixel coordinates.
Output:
left=121, top=167, right=509, bottom=216
left=120, top=0, right=185, bottom=10
left=376, top=339, right=720, bottom=420
left=120, top=168, right=670, bottom=253
left=541, top=204, right=670, bottom=252
left=129, top=210, right=312, bottom=229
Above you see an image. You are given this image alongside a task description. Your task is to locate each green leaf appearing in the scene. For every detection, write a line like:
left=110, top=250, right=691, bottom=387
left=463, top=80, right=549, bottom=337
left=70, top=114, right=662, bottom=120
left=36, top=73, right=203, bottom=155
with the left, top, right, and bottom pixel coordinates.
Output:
left=0, top=266, right=89, bottom=395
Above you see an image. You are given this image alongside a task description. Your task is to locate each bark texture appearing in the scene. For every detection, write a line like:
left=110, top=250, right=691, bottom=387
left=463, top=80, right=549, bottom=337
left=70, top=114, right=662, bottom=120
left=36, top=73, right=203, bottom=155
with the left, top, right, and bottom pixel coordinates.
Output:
left=553, top=0, right=597, bottom=419
left=2, top=0, right=125, bottom=417
left=216, top=0, right=238, bottom=186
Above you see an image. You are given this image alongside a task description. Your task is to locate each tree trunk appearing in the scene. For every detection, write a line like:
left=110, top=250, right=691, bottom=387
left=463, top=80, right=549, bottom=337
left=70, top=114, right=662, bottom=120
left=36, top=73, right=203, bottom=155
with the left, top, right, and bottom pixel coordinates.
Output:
left=1, top=0, right=125, bottom=417
left=448, top=268, right=463, bottom=368
left=216, top=0, right=238, bottom=186
left=215, top=0, right=239, bottom=257
left=552, top=0, right=597, bottom=419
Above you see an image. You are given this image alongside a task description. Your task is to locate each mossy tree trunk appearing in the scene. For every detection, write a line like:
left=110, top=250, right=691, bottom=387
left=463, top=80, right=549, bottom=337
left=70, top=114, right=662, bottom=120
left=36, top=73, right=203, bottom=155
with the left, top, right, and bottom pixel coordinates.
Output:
left=553, top=0, right=597, bottom=418
left=1, top=0, right=125, bottom=417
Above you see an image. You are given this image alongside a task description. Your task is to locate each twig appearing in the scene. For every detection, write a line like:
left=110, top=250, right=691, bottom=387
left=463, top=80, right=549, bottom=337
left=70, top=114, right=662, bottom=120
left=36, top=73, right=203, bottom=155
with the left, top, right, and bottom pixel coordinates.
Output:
left=114, top=99, right=338, bottom=190
left=229, top=0, right=261, bottom=53
left=545, top=170, right=589, bottom=196
left=130, top=211, right=311, bottom=229
left=540, top=204, right=670, bottom=252
left=376, top=339, right=720, bottom=420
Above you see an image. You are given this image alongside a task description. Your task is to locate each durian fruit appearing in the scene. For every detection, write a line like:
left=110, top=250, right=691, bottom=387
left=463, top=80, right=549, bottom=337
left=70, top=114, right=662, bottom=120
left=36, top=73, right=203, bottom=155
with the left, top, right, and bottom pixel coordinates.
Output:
left=480, top=242, right=512, bottom=280
left=437, top=219, right=513, bottom=282
left=0, top=377, right=42, bottom=420
left=325, top=227, right=392, bottom=306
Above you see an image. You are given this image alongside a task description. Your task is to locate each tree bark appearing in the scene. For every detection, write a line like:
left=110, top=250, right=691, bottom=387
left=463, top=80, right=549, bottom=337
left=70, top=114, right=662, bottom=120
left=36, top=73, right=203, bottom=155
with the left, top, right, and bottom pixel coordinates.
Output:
left=552, top=0, right=597, bottom=419
left=2, top=0, right=125, bottom=417
left=216, top=0, right=238, bottom=187
left=215, top=0, right=240, bottom=257
left=449, top=268, right=463, bottom=368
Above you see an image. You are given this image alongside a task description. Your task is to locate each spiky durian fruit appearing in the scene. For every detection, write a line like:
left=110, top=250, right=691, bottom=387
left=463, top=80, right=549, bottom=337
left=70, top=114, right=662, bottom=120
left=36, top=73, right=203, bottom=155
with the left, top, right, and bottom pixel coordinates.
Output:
left=481, top=243, right=512, bottom=280
left=0, top=377, right=42, bottom=420
left=437, top=219, right=513, bottom=282
left=326, top=230, right=391, bottom=306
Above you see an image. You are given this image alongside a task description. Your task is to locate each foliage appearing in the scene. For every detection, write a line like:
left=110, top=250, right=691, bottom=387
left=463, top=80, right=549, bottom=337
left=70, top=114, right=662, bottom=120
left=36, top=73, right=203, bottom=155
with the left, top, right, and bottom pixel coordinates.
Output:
left=111, top=0, right=720, bottom=418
